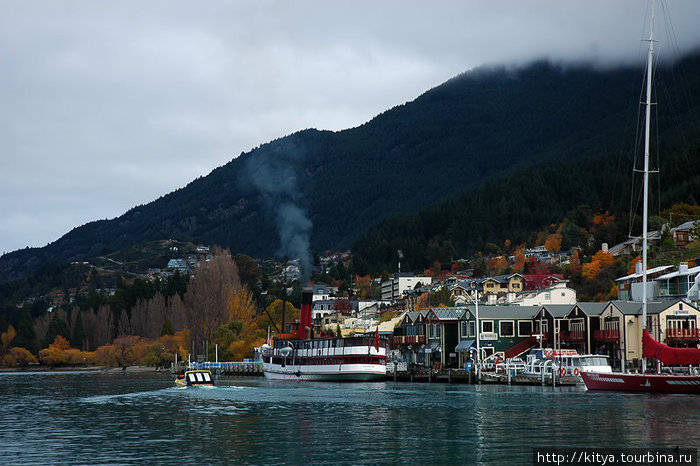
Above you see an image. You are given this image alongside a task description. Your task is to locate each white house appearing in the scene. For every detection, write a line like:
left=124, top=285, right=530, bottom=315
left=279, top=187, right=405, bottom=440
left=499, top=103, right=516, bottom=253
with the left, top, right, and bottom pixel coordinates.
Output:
left=514, top=283, right=577, bottom=306
left=381, top=274, right=432, bottom=302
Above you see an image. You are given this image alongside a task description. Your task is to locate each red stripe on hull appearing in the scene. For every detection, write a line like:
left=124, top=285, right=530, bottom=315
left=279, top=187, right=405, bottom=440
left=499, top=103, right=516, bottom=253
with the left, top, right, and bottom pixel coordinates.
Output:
left=581, top=371, right=700, bottom=393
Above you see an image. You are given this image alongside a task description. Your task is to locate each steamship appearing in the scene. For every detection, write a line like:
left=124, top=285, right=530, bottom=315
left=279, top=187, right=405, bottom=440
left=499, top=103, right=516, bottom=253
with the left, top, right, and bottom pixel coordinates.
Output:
left=259, top=290, right=388, bottom=381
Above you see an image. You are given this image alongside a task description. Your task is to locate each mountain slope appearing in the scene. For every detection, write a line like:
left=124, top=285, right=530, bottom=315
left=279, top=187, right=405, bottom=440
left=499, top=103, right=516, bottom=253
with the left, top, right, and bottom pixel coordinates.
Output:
left=2, top=52, right=700, bottom=282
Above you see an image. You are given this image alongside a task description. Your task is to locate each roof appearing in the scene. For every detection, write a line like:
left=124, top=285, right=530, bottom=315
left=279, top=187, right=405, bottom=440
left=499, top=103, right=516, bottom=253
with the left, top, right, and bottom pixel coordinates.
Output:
left=466, top=305, right=539, bottom=319
left=428, top=307, right=465, bottom=321
left=455, top=339, right=475, bottom=352
left=540, top=304, right=576, bottom=318
left=615, top=265, right=674, bottom=282
left=575, top=302, right=608, bottom=316
left=671, top=220, right=699, bottom=232
left=657, top=265, right=700, bottom=280
left=483, top=273, right=523, bottom=284
left=609, top=300, right=699, bottom=315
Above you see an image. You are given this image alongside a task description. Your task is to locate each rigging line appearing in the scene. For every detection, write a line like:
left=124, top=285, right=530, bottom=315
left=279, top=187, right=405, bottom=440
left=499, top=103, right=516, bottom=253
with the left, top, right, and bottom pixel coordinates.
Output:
left=628, top=62, right=648, bottom=240
left=659, top=1, right=700, bottom=205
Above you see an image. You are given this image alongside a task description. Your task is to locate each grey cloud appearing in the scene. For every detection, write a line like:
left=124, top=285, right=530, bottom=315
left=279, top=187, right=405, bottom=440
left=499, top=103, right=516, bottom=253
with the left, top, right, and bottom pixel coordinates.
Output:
left=2, top=0, right=700, bottom=254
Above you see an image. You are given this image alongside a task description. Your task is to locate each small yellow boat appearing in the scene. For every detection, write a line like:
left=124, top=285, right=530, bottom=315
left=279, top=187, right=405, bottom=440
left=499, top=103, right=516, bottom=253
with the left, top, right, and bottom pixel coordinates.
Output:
left=175, top=369, right=215, bottom=388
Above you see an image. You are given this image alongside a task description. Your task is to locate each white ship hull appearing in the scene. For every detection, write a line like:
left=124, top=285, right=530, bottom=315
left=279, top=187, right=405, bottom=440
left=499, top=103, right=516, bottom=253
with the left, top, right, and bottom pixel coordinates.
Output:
left=260, top=334, right=388, bottom=382
left=262, top=362, right=386, bottom=381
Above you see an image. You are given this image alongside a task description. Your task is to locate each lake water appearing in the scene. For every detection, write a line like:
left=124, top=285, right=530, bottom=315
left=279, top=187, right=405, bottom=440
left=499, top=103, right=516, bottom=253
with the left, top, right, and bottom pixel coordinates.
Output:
left=1, top=370, right=699, bottom=465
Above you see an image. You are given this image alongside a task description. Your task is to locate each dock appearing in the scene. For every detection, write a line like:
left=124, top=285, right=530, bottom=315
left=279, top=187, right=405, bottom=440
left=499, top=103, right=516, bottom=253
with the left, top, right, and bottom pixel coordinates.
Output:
left=386, top=367, right=581, bottom=386
left=174, top=361, right=263, bottom=377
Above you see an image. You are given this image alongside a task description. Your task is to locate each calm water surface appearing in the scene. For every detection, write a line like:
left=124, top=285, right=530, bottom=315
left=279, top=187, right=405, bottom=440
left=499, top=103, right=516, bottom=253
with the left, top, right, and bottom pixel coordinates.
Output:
left=1, top=371, right=699, bottom=464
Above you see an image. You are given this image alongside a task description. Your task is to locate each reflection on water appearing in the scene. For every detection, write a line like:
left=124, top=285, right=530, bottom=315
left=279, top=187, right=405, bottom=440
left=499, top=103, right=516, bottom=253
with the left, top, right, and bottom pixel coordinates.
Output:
left=1, top=371, right=699, bottom=464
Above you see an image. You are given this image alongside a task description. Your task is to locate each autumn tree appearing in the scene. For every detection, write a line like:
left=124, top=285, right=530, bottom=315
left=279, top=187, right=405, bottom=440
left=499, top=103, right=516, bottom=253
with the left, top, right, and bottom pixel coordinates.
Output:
left=5, top=347, right=38, bottom=367
left=228, top=287, right=257, bottom=328
left=512, top=247, right=526, bottom=273
left=545, top=233, right=563, bottom=253
left=1, top=325, right=16, bottom=363
left=38, top=335, right=71, bottom=367
left=95, top=336, right=141, bottom=368
left=260, top=299, right=299, bottom=335
left=334, top=299, right=353, bottom=316
left=488, top=256, right=508, bottom=276
left=184, top=248, right=242, bottom=351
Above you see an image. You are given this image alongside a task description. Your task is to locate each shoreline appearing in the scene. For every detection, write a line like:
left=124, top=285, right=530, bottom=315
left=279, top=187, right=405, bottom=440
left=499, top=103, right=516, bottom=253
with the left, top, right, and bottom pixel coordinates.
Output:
left=0, top=365, right=159, bottom=373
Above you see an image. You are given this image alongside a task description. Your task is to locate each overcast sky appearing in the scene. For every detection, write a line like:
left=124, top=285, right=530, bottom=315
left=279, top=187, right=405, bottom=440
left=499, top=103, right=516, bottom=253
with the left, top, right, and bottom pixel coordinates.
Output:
left=2, top=0, right=700, bottom=256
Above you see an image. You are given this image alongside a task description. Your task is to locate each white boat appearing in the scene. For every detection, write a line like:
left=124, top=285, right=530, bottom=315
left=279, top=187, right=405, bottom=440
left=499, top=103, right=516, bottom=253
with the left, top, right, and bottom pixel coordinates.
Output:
left=260, top=336, right=387, bottom=381
left=523, top=348, right=611, bottom=380
left=259, top=289, right=387, bottom=381
left=175, top=369, right=215, bottom=388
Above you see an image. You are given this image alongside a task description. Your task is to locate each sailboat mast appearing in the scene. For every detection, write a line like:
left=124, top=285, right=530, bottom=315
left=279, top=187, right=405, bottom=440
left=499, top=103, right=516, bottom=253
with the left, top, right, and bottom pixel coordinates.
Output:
left=641, top=0, right=656, bottom=372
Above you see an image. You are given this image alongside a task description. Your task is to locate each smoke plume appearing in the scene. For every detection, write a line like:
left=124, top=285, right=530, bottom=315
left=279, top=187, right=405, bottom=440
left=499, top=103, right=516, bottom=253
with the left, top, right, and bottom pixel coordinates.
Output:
left=242, top=138, right=313, bottom=283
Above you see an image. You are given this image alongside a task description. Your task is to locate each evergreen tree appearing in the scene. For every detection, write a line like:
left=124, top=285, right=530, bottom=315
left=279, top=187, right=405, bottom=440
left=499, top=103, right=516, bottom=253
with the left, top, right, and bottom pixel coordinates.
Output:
left=160, top=318, right=174, bottom=336
left=72, top=311, right=86, bottom=350
left=14, top=307, right=36, bottom=353
left=42, top=313, right=69, bottom=349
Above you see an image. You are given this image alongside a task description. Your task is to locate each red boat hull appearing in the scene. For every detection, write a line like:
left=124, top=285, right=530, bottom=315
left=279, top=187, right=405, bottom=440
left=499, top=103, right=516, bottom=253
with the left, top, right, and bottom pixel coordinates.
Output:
left=581, top=371, right=700, bottom=393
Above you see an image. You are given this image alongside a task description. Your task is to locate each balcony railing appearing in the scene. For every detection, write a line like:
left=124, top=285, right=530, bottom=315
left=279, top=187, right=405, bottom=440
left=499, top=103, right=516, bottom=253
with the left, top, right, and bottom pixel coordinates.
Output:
left=561, top=330, right=585, bottom=342
left=666, top=328, right=700, bottom=341
left=391, top=335, right=426, bottom=346
left=594, top=329, right=620, bottom=342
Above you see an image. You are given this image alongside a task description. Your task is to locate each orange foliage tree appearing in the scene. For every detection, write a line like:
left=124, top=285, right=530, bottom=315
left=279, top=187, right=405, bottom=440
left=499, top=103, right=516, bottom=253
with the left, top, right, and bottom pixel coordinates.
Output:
left=581, top=250, right=615, bottom=279
left=488, top=256, right=508, bottom=276
left=512, top=247, right=526, bottom=273
left=38, top=335, right=71, bottom=367
left=544, top=233, right=562, bottom=253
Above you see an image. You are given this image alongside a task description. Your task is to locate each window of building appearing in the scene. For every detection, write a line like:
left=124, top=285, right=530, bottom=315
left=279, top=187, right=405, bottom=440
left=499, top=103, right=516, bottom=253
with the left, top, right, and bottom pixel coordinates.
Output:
left=499, top=321, right=515, bottom=337
left=482, top=321, right=494, bottom=333
left=518, top=321, right=533, bottom=337
left=460, top=321, right=476, bottom=338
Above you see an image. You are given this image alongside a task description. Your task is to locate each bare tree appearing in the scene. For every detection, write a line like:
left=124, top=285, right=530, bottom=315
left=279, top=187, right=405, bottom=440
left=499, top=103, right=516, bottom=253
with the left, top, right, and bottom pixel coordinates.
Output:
left=184, top=247, right=242, bottom=349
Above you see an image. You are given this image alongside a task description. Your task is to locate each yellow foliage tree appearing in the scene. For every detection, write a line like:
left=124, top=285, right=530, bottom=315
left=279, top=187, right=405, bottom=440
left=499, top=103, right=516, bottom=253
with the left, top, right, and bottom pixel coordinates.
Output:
left=227, top=287, right=257, bottom=327
left=5, top=347, right=38, bottom=367
left=39, top=340, right=69, bottom=367
left=64, top=348, right=94, bottom=365
left=1, top=325, right=17, bottom=362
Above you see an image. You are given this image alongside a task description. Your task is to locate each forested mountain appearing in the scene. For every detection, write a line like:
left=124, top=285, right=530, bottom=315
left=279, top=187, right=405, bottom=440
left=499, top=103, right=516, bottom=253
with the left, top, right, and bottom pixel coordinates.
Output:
left=2, top=51, right=700, bottom=282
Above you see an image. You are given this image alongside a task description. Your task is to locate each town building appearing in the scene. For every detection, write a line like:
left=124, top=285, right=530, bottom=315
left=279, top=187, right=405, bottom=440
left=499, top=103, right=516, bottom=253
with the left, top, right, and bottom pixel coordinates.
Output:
left=381, top=273, right=432, bottom=302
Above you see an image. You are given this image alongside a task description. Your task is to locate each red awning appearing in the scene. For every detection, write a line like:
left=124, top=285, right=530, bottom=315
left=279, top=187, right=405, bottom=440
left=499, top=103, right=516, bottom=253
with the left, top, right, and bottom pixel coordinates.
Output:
left=642, top=329, right=700, bottom=365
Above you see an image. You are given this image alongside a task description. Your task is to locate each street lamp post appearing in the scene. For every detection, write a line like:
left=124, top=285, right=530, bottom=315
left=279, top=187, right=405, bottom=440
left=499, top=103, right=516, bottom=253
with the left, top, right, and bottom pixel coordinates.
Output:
left=464, top=288, right=480, bottom=382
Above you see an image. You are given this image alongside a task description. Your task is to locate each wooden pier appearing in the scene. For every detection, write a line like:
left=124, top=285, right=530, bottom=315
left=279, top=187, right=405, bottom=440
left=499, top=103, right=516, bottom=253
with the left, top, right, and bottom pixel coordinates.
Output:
left=386, top=367, right=581, bottom=386
left=172, top=361, right=263, bottom=377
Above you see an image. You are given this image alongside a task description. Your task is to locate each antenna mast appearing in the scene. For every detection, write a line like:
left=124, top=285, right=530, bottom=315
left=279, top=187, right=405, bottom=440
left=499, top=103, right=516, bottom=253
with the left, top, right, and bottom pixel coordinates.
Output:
left=641, top=0, right=656, bottom=373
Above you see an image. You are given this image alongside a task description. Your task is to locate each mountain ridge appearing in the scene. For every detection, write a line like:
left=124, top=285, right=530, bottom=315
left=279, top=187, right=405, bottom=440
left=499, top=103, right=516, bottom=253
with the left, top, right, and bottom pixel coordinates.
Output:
left=2, top=52, right=700, bottom=282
